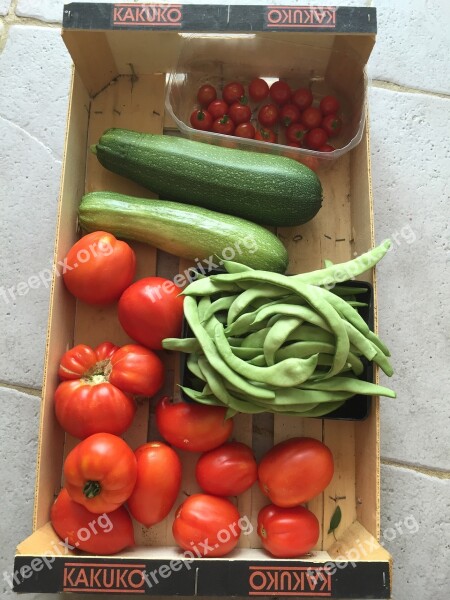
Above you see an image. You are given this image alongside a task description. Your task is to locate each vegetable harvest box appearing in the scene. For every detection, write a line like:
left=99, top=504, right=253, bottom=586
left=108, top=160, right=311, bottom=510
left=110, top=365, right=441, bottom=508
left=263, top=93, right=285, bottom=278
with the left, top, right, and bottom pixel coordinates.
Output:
left=14, top=3, right=393, bottom=598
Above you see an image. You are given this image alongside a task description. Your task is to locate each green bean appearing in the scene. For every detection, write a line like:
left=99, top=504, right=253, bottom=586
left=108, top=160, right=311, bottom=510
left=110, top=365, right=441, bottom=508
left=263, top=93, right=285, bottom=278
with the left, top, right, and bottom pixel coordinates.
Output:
left=286, top=324, right=336, bottom=345
left=227, top=286, right=300, bottom=325
left=263, top=317, right=303, bottom=366
left=214, top=324, right=319, bottom=387
left=347, top=301, right=368, bottom=308
left=366, top=330, right=391, bottom=357
left=222, top=260, right=255, bottom=274
left=162, top=337, right=201, bottom=353
left=197, top=357, right=267, bottom=414
left=187, top=353, right=206, bottom=381
left=248, top=354, right=267, bottom=367
left=183, top=296, right=274, bottom=399
left=240, top=327, right=271, bottom=348
left=230, top=345, right=264, bottom=360
left=202, top=294, right=239, bottom=322
left=182, top=277, right=240, bottom=296
left=313, top=285, right=370, bottom=335
left=180, top=386, right=223, bottom=406
left=301, top=376, right=396, bottom=398
left=254, top=303, right=331, bottom=332
left=342, top=321, right=393, bottom=375
left=332, top=286, right=368, bottom=296
left=265, top=387, right=353, bottom=406
left=296, top=400, right=346, bottom=417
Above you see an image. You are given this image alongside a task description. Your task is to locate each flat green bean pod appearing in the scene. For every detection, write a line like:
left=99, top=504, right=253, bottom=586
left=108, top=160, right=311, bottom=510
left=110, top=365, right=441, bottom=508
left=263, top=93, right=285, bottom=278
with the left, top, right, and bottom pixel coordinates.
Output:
left=222, top=260, right=255, bottom=274
left=263, top=316, right=304, bottom=366
left=253, top=303, right=331, bottom=332
left=240, top=327, right=271, bottom=348
left=187, top=353, right=206, bottom=381
left=230, top=345, right=264, bottom=360
left=202, top=294, right=240, bottom=322
left=301, top=376, right=396, bottom=398
left=162, top=337, right=201, bottom=353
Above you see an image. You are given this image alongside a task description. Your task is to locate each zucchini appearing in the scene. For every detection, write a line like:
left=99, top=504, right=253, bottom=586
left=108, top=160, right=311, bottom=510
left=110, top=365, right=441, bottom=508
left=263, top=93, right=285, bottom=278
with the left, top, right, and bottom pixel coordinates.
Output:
left=92, top=128, right=323, bottom=227
left=78, top=192, right=289, bottom=273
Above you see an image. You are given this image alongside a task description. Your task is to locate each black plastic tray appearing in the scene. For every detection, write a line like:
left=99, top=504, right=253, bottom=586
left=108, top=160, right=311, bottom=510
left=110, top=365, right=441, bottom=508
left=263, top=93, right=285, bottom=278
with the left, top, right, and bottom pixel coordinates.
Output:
left=179, top=277, right=374, bottom=421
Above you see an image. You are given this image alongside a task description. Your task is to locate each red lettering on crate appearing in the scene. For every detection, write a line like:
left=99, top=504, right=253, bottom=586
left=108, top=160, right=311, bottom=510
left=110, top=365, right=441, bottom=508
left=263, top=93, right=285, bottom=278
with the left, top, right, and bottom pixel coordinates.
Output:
left=63, top=563, right=146, bottom=593
left=113, top=4, right=182, bottom=27
left=266, top=6, right=336, bottom=29
left=248, top=566, right=332, bottom=596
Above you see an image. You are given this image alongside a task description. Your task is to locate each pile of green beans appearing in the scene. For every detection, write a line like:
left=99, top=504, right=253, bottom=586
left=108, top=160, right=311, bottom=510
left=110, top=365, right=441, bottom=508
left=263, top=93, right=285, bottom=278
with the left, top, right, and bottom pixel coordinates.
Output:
left=163, top=241, right=396, bottom=418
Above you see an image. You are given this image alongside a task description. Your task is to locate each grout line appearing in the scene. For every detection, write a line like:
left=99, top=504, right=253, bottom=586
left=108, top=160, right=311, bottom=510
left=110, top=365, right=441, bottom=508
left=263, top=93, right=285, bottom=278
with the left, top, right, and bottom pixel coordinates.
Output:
left=0, top=381, right=42, bottom=397
left=381, top=458, right=450, bottom=480
left=371, top=79, right=450, bottom=101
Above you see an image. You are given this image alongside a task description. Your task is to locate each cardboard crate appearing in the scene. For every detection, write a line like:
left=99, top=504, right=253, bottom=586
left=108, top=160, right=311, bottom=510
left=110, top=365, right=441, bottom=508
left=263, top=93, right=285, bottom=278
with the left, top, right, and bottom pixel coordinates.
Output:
left=14, top=4, right=393, bottom=597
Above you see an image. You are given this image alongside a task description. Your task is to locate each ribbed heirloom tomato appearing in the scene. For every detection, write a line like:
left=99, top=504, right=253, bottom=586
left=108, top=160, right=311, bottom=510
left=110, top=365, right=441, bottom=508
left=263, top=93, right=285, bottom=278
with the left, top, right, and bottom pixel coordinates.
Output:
left=173, top=494, right=241, bottom=557
left=257, top=504, right=320, bottom=558
left=155, top=396, right=233, bottom=452
left=62, top=231, right=136, bottom=305
left=64, top=433, right=138, bottom=514
left=258, top=437, right=334, bottom=507
left=51, top=488, right=135, bottom=555
left=195, top=442, right=257, bottom=497
left=127, top=442, right=182, bottom=528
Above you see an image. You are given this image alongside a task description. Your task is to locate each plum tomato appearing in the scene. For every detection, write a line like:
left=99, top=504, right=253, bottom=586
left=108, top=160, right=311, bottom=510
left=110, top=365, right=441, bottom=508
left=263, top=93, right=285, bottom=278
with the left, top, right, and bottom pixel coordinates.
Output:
left=258, top=437, right=334, bottom=507
left=248, top=77, right=269, bottom=102
left=155, top=396, right=234, bottom=452
left=195, top=442, right=257, bottom=496
left=292, top=87, right=313, bottom=111
left=257, top=504, right=320, bottom=558
left=62, top=231, right=136, bottom=306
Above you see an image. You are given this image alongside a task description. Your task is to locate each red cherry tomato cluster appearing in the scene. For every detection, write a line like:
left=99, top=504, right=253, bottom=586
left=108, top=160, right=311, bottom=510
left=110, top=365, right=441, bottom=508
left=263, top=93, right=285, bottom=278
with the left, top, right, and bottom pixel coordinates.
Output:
left=190, top=79, right=343, bottom=155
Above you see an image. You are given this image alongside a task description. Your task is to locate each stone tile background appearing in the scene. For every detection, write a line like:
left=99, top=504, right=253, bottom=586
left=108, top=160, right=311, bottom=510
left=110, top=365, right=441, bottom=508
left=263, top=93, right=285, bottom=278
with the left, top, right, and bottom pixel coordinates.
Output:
left=0, top=1, right=448, bottom=599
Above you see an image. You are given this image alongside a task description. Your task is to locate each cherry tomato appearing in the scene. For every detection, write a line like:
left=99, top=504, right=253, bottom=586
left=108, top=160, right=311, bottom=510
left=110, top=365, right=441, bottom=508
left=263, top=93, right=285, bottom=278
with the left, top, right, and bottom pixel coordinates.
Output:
left=127, top=442, right=182, bottom=528
left=269, top=80, right=291, bottom=105
left=279, top=103, right=301, bottom=127
left=319, top=144, right=335, bottom=152
left=208, top=98, right=229, bottom=120
left=254, top=127, right=277, bottom=143
left=195, top=442, right=257, bottom=497
left=197, top=84, right=217, bottom=107
left=228, top=101, right=252, bottom=125
left=55, top=341, right=148, bottom=439
left=257, top=504, right=320, bottom=558
left=248, top=77, right=269, bottom=102
left=258, top=437, right=334, bottom=507
left=305, top=127, right=328, bottom=150
left=64, top=433, right=138, bottom=514
left=301, top=107, right=323, bottom=129
left=235, top=122, right=256, bottom=139
left=190, top=108, right=213, bottom=131
left=292, top=87, right=313, bottom=110
left=118, top=277, right=184, bottom=350
left=222, top=81, right=245, bottom=104
left=212, top=115, right=235, bottom=135
left=320, top=94, right=340, bottom=116
left=322, top=114, right=342, bottom=137
left=155, top=396, right=233, bottom=452
left=287, top=141, right=300, bottom=148
left=173, top=494, right=241, bottom=557
left=258, top=103, right=279, bottom=128
left=51, top=489, right=135, bottom=555
left=62, top=231, right=136, bottom=306
left=286, top=122, right=308, bottom=145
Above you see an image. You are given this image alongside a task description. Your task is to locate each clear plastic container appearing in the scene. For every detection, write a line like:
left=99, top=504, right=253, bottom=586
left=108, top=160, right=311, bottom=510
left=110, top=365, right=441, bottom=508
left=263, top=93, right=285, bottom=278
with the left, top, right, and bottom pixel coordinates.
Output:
left=165, top=34, right=368, bottom=169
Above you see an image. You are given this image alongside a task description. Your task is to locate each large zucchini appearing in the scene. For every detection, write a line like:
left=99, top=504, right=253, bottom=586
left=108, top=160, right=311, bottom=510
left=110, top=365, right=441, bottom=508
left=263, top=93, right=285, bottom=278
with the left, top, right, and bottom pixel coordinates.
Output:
left=91, top=128, right=323, bottom=227
left=78, top=192, right=289, bottom=273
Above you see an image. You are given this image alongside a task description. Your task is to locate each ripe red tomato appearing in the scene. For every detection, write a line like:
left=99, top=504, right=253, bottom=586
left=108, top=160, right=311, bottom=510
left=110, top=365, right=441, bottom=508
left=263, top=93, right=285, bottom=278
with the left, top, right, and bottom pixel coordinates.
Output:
left=190, top=108, right=213, bottom=131
left=155, top=396, right=233, bottom=452
left=222, top=81, right=245, bottom=104
left=322, top=114, right=342, bottom=137
left=286, top=122, right=308, bottom=145
left=212, top=115, right=235, bottom=135
left=269, top=80, right=291, bottom=105
left=320, top=94, right=340, bottom=116
left=195, top=442, right=257, bottom=497
left=64, top=433, right=138, bottom=514
left=228, top=101, right=252, bottom=125
left=62, top=231, right=136, bottom=306
left=197, top=84, right=217, bottom=107
left=208, top=98, right=229, bottom=120
left=118, top=277, right=184, bottom=350
left=279, top=103, right=301, bottom=127
left=235, top=122, right=256, bottom=139
left=297, top=155, right=320, bottom=172
left=248, top=77, right=269, bottom=102
left=173, top=494, right=241, bottom=557
left=292, top=87, right=313, bottom=110
left=257, top=504, right=319, bottom=558
left=305, top=127, right=328, bottom=150
left=319, top=144, right=335, bottom=152
left=301, top=107, right=323, bottom=129
left=258, top=437, right=334, bottom=507
left=51, top=489, right=135, bottom=555
left=254, top=127, right=277, bottom=143
left=127, top=442, right=182, bottom=528
left=258, top=103, right=279, bottom=128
